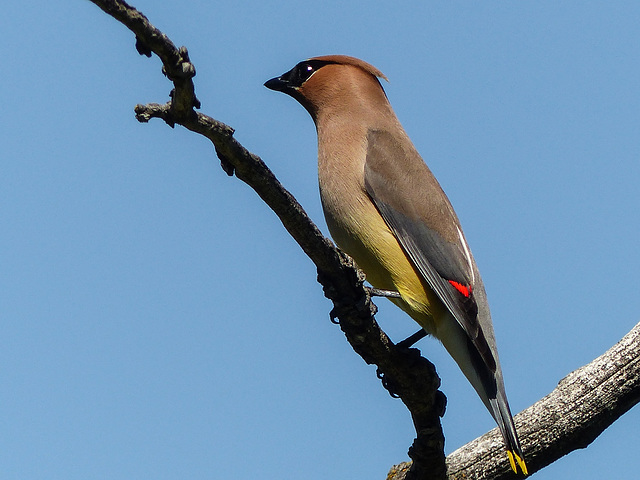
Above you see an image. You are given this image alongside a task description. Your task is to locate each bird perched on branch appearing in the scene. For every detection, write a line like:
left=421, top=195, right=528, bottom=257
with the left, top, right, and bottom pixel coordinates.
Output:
left=265, top=55, right=527, bottom=475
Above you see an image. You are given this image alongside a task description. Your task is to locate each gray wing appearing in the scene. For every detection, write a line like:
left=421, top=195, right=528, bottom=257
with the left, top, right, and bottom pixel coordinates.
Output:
left=364, top=129, right=496, bottom=374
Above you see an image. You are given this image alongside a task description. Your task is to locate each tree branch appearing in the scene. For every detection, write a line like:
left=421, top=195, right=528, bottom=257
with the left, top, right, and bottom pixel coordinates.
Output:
left=388, top=321, right=640, bottom=479
left=86, top=1, right=640, bottom=478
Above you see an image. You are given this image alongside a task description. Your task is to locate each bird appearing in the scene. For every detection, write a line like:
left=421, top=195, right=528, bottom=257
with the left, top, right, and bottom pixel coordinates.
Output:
left=264, top=55, right=527, bottom=475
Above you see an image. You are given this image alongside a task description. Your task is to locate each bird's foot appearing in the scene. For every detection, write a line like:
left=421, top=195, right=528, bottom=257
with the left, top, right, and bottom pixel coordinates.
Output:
left=396, top=329, right=428, bottom=349
left=367, top=287, right=401, bottom=299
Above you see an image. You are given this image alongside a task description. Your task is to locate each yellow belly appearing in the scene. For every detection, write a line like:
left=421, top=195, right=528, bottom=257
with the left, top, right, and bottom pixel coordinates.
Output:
left=324, top=201, right=446, bottom=335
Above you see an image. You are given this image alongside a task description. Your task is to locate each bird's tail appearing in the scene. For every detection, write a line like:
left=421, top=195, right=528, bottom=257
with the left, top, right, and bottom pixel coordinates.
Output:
left=434, top=315, right=528, bottom=475
left=489, top=395, right=528, bottom=475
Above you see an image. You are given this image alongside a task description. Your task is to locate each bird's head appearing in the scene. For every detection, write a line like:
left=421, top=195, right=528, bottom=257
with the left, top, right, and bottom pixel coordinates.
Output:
left=265, top=55, right=388, bottom=119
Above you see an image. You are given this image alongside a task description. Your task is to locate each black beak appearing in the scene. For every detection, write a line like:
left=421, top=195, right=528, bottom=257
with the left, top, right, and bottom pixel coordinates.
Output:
left=264, top=67, right=309, bottom=112
left=264, top=76, right=289, bottom=92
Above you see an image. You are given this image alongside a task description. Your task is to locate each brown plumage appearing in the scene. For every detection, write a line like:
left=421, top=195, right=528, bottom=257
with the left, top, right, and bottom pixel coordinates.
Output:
left=265, top=55, right=527, bottom=475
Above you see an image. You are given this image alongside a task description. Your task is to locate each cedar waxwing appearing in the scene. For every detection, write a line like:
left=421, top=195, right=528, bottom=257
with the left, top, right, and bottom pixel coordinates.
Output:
left=265, top=55, right=527, bottom=475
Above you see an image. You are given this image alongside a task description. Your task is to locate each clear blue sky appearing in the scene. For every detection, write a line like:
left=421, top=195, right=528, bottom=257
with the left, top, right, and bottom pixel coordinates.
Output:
left=2, top=1, right=639, bottom=479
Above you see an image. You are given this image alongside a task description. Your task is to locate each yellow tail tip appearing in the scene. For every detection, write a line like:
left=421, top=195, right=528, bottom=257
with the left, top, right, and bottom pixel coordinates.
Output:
left=506, top=450, right=528, bottom=476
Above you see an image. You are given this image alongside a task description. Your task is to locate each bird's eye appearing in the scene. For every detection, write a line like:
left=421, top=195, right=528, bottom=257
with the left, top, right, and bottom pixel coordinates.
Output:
left=298, top=62, right=316, bottom=82
left=286, top=60, right=332, bottom=87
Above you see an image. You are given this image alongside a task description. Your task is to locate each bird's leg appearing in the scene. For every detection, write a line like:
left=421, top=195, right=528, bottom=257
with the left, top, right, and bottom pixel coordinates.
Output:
left=366, top=287, right=426, bottom=347
left=367, top=287, right=401, bottom=298
left=396, top=329, right=427, bottom=349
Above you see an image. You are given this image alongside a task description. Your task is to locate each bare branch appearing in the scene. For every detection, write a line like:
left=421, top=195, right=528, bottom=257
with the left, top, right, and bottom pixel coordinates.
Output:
left=389, top=321, right=640, bottom=479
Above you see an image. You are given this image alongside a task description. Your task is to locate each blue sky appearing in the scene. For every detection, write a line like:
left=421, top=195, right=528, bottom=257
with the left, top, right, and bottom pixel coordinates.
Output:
left=2, top=1, right=639, bottom=479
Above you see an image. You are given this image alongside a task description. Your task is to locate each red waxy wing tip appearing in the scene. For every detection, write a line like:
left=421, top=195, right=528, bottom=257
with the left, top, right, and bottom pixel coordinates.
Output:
left=448, top=280, right=472, bottom=298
